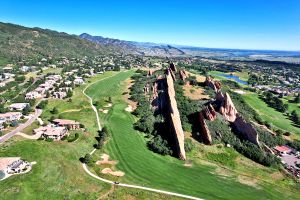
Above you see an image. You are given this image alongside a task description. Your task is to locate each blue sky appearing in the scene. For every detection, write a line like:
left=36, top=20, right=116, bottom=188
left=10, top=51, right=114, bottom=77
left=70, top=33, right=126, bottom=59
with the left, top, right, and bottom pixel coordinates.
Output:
left=1, top=0, right=300, bottom=50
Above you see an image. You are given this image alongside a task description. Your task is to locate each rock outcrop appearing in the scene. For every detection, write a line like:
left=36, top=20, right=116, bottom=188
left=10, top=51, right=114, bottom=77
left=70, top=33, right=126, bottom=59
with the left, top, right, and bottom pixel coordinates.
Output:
left=233, top=114, right=260, bottom=145
left=205, top=76, right=221, bottom=92
left=165, top=69, right=186, bottom=160
left=199, top=112, right=212, bottom=145
left=179, top=70, right=188, bottom=81
left=219, top=92, right=237, bottom=122
left=169, top=62, right=177, bottom=72
left=202, top=104, right=217, bottom=121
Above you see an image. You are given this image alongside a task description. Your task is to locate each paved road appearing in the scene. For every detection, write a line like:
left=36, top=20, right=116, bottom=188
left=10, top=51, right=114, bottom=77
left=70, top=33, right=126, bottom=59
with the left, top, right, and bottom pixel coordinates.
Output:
left=0, top=109, right=42, bottom=143
left=82, top=72, right=204, bottom=200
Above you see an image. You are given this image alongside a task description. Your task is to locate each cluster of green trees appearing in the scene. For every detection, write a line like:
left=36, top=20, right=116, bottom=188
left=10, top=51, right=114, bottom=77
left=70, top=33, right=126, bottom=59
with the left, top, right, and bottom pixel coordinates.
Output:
left=291, top=110, right=300, bottom=126
left=36, top=100, right=48, bottom=109
left=130, top=70, right=173, bottom=156
left=93, top=127, right=108, bottom=149
left=263, top=92, right=288, bottom=113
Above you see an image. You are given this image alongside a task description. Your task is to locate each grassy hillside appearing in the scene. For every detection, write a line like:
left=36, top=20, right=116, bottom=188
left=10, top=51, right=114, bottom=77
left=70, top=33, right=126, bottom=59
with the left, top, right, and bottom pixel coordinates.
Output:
left=0, top=22, right=115, bottom=63
left=243, top=92, right=300, bottom=138
left=86, top=71, right=300, bottom=200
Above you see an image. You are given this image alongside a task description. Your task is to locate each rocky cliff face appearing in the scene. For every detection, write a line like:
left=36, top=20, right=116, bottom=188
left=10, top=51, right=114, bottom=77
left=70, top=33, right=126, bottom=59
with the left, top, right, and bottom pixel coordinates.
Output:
left=179, top=70, right=188, bottom=81
left=233, top=114, right=260, bottom=145
left=165, top=69, right=186, bottom=160
left=219, top=92, right=238, bottom=122
left=199, top=112, right=213, bottom=145
left=202, top=104, right=217, bottom=121
left=205, top=76, right=222, bottom=92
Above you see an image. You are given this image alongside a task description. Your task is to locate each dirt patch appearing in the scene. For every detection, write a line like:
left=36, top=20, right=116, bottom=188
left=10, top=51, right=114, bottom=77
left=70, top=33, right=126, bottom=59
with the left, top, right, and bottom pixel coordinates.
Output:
left=270, top=171, right=285, bottom=181
left=234, top=90, right=246, bottom=95
left=125, top=105, right=133, bottom=112
left=96, top=154, right=117, bottom=165
left=123, top=79, right=138, bottom=111
left=237, top=175, right=260, bottom=188
left=104, top=103, right=112, bottom=108
left=184, top=160, right=193, bottom=167
left=101, top=168, right=125, bottom=177
left=183, top=83, right=209, bottom=100
left=99, top=109, right=109, bottom=114
left=186, top=71, right=206, bottom=83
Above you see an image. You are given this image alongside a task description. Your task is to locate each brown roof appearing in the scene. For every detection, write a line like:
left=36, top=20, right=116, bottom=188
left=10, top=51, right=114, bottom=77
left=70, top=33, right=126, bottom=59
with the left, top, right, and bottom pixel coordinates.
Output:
left=53, top=119, right=80, bottom=125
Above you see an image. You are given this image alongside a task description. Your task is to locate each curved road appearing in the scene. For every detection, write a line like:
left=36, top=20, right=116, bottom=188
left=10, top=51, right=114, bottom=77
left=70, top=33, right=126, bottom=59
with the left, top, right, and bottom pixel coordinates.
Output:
left=82, top=72, right=203, bottom=200
left=0, top=109, right=42, bottom=143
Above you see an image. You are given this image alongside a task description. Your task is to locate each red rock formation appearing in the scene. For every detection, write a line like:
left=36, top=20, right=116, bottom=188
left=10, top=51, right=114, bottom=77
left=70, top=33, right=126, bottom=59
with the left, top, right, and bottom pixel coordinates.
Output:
left=165, top=72, right=186, bottom=160
left=215, top=90, right=224, bottom=102
left=233, top=114, right=260, bottom=145
left=179, top=70, right=188, bottom=81
left=205, top=76, right=221, bottom=92
left=202, top=104, right=217, bottom=121
left=199, top=112, right=212, bottom=145
left=147, top=70, right=153, bottom=76
left=169, top=63, right=177, bottom=72
left=219, top=92, right=237, bottom=122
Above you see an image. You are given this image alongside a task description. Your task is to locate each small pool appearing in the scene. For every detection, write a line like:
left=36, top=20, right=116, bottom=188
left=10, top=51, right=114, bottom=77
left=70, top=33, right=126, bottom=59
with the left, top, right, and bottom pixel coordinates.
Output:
left=219, top=73, right=248, bottom=85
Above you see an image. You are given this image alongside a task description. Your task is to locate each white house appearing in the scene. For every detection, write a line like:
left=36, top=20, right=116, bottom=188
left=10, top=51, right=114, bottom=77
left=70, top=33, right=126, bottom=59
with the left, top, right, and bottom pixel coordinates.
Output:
left=0, top=157, right=31, bottom=180
left=74, top=77, right=84, bottom=85
left=34, top=126, right=68, bottom=141
left=9, top=103, right=29, bottom=111
left=0, top=112, right=23, bottom=122
left=53, top=91, right=66, bottom=99
left=25, top=91, right=42, bottom=99
left=21, top=66, right=30, bottom=72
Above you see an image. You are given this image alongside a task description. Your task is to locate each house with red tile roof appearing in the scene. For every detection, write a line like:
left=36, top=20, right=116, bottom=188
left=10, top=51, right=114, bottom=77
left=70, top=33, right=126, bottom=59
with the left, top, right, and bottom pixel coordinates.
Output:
left=52, top=119, right=80, bottom=130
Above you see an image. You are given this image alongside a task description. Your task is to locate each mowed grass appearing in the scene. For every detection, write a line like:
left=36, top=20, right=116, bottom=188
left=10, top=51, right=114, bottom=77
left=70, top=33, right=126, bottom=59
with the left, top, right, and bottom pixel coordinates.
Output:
left=87, top=71, right=300, bottom=200
left=243, top=92, right=300, bottom=137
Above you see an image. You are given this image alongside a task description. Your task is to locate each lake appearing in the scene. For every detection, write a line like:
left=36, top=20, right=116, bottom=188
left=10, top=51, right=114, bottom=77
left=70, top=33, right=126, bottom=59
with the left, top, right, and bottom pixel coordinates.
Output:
left=219, top=73, right=248, bottom=85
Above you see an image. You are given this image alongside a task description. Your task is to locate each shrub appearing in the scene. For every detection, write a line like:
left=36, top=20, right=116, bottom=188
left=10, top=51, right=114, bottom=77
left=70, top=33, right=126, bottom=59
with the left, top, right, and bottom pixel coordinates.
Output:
left=147, top=135, right=173, bottom=156
left=184, top=138, right=194, bottom=152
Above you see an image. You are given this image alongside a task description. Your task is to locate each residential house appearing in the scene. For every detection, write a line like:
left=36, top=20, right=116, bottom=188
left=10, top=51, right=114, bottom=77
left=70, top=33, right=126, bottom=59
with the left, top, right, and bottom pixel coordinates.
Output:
left=0, top=157, right=30, bottom=179
left=274, top=146, right=292, bottom=155
left=25, top=91, right=42, bottom=99
left=0, top=112, right=23, bottom=122
left=52, top=119, right=80, bottom=130
left=34, top=126, right=68, bottom=140
left=20, top=66, right=30, bottom=72
left=9, top=103, right=29, bottom=111
left=74, top=77, right=84, bottom=85
left=53, top=91, right=66, bottom=99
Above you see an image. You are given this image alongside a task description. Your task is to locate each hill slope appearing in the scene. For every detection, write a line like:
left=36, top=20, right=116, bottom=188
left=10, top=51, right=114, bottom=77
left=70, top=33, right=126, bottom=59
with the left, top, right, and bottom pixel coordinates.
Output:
left=0, top=22, right=116, bottom=62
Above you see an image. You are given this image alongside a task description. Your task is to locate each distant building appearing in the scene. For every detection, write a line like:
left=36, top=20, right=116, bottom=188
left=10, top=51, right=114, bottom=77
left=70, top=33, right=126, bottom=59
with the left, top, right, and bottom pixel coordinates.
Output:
left=52, top=119, right=80, bottom=130
left=53, top=91, right=66, bottom=99
left=74, top=77, right=84, bottom=85
left=274, top=146, right=292, bottom=155
left=25, top=91, right=42, bottom=99
left=20, top=66, right=30, bottom=72
left=9, top=103, right=29, bottom=111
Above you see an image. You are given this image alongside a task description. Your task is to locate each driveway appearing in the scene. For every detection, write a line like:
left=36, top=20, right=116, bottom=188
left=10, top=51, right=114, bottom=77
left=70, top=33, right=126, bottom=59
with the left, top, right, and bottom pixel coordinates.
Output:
left=0, top=109, right=42, bottom=143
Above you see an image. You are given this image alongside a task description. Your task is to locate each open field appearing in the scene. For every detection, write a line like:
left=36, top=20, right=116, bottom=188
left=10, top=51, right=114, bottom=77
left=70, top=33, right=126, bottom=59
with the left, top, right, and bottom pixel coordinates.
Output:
left=86, top=70, right=300, bottom=200
left=243, top=92, right=300, bottom=138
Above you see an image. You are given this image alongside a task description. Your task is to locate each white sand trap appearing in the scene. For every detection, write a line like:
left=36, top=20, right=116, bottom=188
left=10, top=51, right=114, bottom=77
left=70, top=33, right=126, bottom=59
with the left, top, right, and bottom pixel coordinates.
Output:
left=102, top=110, right=108, bottom=114
left=96, top=154, right=117, bottom=165
left=125, top=105, right=133, bottom=112
left=104, top=103, right=112, bottom=107
left=31, top=161, right=37, bottom=165
left=234, top=90, right=246, bottom=95
left=101, top=168, right=125, bottom=177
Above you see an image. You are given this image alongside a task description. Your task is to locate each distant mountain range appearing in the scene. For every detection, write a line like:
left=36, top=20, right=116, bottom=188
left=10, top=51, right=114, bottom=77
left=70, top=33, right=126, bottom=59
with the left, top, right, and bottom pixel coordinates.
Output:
left=79, top=33, right=185, bottom=56
left=1, top=21, right=300, bottom=64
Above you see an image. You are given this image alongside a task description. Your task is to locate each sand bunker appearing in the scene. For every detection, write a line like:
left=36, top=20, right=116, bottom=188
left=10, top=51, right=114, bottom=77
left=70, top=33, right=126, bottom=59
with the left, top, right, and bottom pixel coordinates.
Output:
left=104, top=103, right=112, bottom=108
left=101, top=168, right=125, bottom=177
left=99, top=109, right=108, bottom=114
left=125, top=105, right=133, bottom=112
left=234, top=90, right=246, bottom=95
left=96, top=154, right=117, bottom=165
